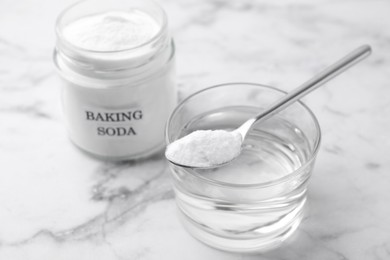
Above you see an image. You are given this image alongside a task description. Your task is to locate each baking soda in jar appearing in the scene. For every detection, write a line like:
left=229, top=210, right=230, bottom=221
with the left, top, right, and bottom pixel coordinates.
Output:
left=54, top=0, right=176, bottom=160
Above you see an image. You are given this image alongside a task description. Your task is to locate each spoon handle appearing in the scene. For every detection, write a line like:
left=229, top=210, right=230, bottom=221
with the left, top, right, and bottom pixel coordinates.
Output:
left=238, top=45, right=372, bottom=137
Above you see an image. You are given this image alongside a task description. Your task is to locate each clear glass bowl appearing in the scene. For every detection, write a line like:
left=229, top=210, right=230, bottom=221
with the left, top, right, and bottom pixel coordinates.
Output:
left=166, top=83, right=321, bottom=253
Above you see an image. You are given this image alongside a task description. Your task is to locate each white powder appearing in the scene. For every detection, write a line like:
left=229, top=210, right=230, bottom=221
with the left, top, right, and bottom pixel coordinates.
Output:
left=63, top=10, right=160, bottom=51
left=166, top=130, right=243, bottom=168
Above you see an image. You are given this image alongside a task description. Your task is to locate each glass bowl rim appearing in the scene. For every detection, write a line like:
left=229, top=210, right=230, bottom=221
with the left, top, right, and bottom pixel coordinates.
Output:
left=165, top=82, right=322, bottom=189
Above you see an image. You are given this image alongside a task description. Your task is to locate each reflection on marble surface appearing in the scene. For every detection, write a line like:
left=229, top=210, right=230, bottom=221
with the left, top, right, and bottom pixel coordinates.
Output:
left=0, top=0, right=389, bottom=259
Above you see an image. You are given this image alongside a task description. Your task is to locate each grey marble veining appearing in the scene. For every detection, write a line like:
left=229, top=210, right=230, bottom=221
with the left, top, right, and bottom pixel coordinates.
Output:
left=0, top=0, right=390, bottom=259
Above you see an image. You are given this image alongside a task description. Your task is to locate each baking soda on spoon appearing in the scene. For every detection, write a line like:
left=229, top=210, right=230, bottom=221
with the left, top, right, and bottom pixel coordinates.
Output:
left=165, top=130, right=243, bottom=168
left=166, top=45, right=371, bottom=169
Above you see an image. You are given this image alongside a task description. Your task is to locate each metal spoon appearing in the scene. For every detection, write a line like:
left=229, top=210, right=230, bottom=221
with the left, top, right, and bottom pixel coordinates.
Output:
left=166, top=45, right=372, bottom=169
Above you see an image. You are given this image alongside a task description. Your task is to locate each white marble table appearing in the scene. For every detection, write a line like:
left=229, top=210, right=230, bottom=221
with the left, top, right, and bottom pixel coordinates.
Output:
left=1, top=0, right=389, bottom=259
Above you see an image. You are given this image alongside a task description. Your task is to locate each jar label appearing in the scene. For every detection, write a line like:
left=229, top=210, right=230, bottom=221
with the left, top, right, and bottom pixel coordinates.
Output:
left=84, top=108, right=143, bottom=138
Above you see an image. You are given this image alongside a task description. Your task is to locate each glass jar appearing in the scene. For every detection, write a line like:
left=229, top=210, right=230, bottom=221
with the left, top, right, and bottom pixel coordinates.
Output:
left=53, top=0, right=176, bottom=160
